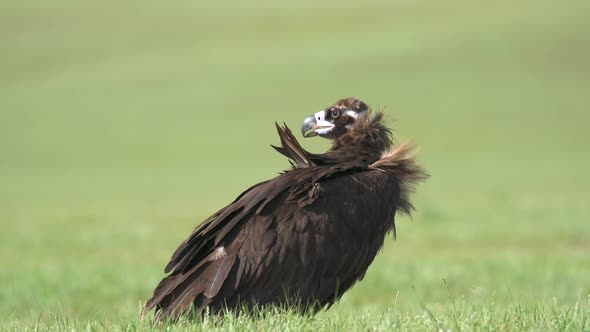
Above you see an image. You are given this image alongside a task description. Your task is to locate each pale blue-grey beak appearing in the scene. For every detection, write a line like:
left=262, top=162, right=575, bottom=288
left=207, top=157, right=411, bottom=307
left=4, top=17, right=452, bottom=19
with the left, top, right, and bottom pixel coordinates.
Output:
left=302, top=111, right=334, bottom=137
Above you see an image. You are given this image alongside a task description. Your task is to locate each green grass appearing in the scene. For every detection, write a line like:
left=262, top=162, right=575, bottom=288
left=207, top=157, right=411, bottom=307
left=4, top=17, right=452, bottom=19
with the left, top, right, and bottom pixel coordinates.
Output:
left=3, top=303, right=589, bottom=331
left=1, top=0, right=590, bottom=330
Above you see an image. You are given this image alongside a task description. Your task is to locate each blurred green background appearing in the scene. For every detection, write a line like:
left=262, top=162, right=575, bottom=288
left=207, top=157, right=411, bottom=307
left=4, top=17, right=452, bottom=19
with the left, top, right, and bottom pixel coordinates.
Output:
left=1, top=0, right=589, bottom=327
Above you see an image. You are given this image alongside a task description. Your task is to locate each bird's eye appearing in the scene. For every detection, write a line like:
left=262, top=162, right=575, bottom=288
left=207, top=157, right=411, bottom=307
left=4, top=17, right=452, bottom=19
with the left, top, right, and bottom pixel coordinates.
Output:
left=331, top=109, right=340, bottom=118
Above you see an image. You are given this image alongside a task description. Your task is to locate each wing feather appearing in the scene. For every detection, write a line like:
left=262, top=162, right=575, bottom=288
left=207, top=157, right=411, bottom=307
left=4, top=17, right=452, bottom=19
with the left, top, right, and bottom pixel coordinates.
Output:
left=203, top=255, right=236, bottom=298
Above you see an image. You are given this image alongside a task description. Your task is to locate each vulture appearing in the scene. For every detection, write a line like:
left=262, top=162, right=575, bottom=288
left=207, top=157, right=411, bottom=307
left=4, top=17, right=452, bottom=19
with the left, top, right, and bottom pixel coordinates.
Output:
left=145, top=97, right=427, bottom=320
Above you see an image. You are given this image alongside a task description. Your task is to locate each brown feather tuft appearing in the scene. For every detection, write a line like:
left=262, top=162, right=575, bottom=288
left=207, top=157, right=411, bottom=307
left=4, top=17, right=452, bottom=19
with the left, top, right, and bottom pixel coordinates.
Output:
left=370, top=142, right=429, bottom=215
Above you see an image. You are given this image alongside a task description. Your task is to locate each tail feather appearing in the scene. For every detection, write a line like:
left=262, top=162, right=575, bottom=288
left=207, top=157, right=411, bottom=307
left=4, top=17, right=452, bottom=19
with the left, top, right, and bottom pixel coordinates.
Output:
left=272, top=123, right=312, bottom=168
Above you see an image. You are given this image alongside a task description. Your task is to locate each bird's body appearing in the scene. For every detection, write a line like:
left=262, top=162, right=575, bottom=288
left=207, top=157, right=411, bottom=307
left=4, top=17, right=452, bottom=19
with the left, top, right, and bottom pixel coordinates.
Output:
left=145, top=98, right=427, bottom=320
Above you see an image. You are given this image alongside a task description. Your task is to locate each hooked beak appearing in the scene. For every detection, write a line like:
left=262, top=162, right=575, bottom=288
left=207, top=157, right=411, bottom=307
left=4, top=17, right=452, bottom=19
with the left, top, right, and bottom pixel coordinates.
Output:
left=301, top=111, right=335, bottom=138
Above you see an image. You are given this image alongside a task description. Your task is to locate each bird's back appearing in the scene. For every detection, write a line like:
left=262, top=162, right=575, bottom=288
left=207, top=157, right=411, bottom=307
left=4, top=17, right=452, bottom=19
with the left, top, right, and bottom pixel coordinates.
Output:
left=147, top=165, right=400, bottom=319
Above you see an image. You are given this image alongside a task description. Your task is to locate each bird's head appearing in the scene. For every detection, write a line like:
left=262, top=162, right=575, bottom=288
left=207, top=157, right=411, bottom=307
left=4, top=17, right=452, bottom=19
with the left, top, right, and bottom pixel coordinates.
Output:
left=301, top=97, right=369, bottom=139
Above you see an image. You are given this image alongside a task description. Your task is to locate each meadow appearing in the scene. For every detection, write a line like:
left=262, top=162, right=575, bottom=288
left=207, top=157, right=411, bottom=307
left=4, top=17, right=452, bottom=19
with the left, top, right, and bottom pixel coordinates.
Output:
left=1, top=0, right=589, bottom=330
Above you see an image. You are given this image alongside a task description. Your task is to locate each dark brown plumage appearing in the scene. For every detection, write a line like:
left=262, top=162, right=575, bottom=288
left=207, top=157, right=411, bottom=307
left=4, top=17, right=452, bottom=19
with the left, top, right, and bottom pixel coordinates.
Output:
left=145, top=97, right=428, bottom=320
